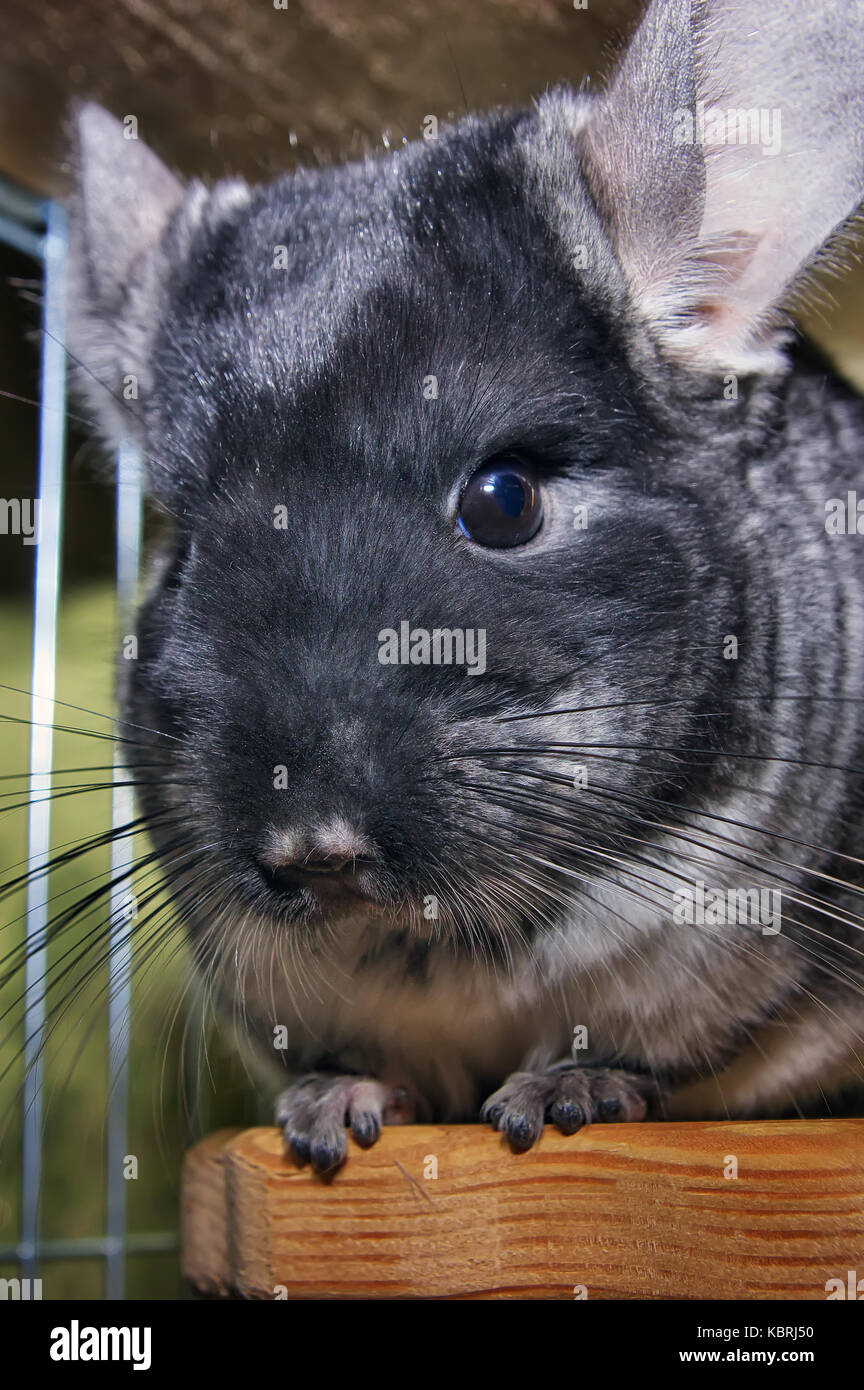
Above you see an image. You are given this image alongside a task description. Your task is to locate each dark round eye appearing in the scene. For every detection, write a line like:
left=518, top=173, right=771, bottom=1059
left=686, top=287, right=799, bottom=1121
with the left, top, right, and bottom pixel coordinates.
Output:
left=457, top=460, right=544, bottom=548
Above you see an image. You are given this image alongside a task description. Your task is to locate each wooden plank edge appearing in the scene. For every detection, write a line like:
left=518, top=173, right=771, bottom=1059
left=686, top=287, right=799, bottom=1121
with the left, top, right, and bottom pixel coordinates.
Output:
left=181, top=1119, right=864, bottom=1300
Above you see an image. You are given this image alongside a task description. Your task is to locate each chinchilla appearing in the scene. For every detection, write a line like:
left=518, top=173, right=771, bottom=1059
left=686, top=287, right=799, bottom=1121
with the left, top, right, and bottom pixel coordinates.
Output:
left=64, top=0, right=864, bottom=1171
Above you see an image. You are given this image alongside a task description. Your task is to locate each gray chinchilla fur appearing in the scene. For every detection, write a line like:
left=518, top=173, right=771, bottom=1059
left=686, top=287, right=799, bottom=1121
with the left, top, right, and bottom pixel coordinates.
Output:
left=66, top=0, right=864, bottom=1170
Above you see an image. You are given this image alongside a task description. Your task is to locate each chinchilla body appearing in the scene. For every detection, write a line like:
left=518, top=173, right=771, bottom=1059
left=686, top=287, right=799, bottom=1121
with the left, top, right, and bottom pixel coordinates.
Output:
left=66, top=0, right=864, bottom=1163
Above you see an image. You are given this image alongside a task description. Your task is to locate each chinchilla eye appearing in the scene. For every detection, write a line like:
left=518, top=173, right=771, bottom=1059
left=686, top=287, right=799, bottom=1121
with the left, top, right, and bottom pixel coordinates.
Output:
left=457, top=460, right=544, bottom=548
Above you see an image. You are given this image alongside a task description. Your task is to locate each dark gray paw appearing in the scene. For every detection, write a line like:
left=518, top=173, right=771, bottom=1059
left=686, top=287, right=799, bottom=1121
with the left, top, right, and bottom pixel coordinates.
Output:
left=481, top=1063, right=656, bottom=1151
left=275, top=1074, right=415, bottom=1174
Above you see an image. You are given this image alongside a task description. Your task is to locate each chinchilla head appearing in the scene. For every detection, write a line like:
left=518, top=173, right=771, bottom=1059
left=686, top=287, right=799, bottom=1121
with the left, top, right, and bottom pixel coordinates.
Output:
left=66, top=0, right=864, bottom=978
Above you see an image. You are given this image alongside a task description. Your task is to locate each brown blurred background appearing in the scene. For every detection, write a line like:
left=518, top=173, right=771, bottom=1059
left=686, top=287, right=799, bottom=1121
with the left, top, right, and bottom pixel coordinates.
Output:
left=0, top=0, right=639, bottom=196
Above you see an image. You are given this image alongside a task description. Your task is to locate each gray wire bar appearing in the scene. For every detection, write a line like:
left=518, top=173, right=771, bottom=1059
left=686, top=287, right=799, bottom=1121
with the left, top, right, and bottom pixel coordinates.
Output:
left=105, top=440, right=143, bottom=1299
left=0, top=179, right=47, bottom=230
left=21, top=198, right=67, bottom=1283
left=0, top=183, right=45, bottom=260
left=0, top=175, right=177, bottom=1300
left=0, top=211, right=42, bottom=262
left=0, top=1231, right=179, bottom=1263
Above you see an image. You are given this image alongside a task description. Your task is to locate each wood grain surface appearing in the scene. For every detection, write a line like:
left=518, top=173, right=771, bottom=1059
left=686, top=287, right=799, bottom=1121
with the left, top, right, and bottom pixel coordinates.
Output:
left=182, top=1120, right=864, bottom=1300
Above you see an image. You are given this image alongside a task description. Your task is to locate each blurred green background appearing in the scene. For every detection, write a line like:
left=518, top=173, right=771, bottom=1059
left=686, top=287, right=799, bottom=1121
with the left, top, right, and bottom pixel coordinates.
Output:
left=0, top=237, right=257, bottom=1300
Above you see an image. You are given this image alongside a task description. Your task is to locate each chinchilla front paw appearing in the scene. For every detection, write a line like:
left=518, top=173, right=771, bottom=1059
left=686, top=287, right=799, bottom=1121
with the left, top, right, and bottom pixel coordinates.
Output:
left=276, top=1073, right=416, bottom=1174
left=481, top=1062, right=657, bottom=1151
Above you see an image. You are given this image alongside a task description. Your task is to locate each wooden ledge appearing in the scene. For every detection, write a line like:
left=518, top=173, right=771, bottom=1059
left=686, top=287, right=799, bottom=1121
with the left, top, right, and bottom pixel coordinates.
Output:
left=182, top=1120, right=864, bottom=1300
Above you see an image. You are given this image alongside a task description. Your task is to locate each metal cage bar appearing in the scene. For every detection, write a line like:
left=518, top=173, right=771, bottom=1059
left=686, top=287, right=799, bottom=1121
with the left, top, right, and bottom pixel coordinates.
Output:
left=0, top=179, right=176, bottom=1294
left=21, top=194, right=68, bottom=1283
left=106, top=439, right=143, bottom=1300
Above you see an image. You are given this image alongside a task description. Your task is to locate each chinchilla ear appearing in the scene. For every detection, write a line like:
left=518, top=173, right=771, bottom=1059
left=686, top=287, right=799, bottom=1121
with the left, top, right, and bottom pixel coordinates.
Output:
left=66, top=104, right=248, bottom=450
left=71, top=104, right=186, bottom=308
left=556, top=0, right=864, bottom=374
left=66, top=103, right=191, bottom=444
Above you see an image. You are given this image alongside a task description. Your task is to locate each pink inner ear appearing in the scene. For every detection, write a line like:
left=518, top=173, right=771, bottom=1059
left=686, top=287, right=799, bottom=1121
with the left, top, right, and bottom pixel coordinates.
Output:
left=565, top=0, right=864, bottom=374
left=677, top=232, right=762, bottom=329
left=695, top=234, right=762, bottom=282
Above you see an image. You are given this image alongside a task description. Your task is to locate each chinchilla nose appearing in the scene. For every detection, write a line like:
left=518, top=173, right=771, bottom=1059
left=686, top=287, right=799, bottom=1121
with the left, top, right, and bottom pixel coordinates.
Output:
left=256, top=820, right=376, bottom=885
left=293, top=850, right=353, bottom=874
